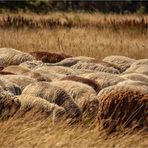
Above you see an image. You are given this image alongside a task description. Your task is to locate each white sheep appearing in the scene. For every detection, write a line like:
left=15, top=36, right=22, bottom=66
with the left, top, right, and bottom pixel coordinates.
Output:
left=20, top=60, right=45, bottom=69
left=34, top=65, right=77, bottom=76
left=50, top=80, right=99, bottom=120
left=0, top=48, right=34, bottom=67
left=1, top=75, right=35, bottom=90
left=49, top=56, right=95, bottom=67
left=2, top=65, right=31, bottom=75
left=117, top=80, right=148, bottom=94
left=2, top=65, right=52, bottom=82
left=22, top=82, right=82, bottom=121
left=103, top=55, right=136, bottom=72
left=71, top=62, right=120, bottom=74
left=0, top=77, right=21, bottom=95
left=120, top=73, right=148, bottom=83
left=0, top=91, right=21, bottom=119
left=17, top=94, right=65, bottom=122
left=34, top=67, right=66, bottom=81
left=79, top=72, right=125, bottom=89
left=124, top=59, right=148, bottom=75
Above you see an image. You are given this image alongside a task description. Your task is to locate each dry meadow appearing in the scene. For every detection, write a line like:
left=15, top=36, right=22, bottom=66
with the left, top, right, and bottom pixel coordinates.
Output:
left=0, top=12, right=148, bottom=59
left=0, top=12, right=148, bottom=147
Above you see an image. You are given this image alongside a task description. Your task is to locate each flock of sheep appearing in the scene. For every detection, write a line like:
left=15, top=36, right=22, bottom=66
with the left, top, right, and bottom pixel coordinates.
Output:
left=0, top=48, right=147, bottom=132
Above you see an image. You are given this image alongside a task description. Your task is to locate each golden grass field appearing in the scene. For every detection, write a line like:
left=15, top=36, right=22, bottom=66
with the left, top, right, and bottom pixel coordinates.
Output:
left=0, top=12, right=148, bottom=147
left=0, top=12, right=148, bottom=59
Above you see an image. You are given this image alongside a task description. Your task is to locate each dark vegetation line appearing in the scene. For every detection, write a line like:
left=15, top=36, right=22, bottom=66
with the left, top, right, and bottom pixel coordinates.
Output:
left=0, top=0, right=148, bottom=14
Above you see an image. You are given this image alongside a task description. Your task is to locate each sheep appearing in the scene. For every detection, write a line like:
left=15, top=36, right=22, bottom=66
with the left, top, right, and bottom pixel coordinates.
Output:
left=71, top=62, right=120, bottom=74
left=1, top=75, right=35, bottom=91
left=88, top=59, right=122, bottom=73
left=2, top=65, right=52, bottom=82
left=125, top=65, right=148, bottom=75
left=97, top=83, right=148, bottom=99
left=34, top=65, right=77, bottom=76
left=23, top=71, right=52, bottom=82
left=124, top=59, right=148, bottom=75
left=29, top=51, right=72, bottom=63
left=61, top=76, right=101, bottom=93
left=17, top=94, right=65, bottom=121
left=0, top=48, right=34, bottom=67
left=103, top=55, right=136, bottom=72
left=98, top=85, right=140, bottom=99
left=130, top=59, right=148, bottom=66
left=7, top=64, right=66, bottom=81
left=48, top=56, right=95, bottom=67
left=22, top=82, right=82, bottom=121
left=0, top=77, right=21, bottom=95
left=19, top=60, right=45, bottom=70
left=34, top=67, right=66, bottom=81
left=120, top=73, right=148, bottom=83
left=79, top=72, right=125, bottom=89
left=0, top=91, right=21, bottom=119
left=50, top=80, right=99, bottom=121
left=97, top=86, right=148, bottom=132
left=117, top=80, right=148, bottom=94
left=2, top=65, right=31, bottom=75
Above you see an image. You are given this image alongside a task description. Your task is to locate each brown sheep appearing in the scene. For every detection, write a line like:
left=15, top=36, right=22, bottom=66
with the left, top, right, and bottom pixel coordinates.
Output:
left=97, top=86, right=148, bottom=132
left=29, top=51, right=72, bottom=63
left=22, top=82, right=82, bottom=122
left=17, top=94, right=65, bottom=121
left=0, top=91, right=21, bottom=119
left=61, top=76, right=101, bottom=93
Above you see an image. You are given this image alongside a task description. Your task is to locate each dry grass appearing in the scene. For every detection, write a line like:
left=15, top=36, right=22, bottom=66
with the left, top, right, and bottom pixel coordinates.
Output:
left=0, top=28, right=148, bottom=60
left=0, top=12, right=148, bottom=59
left=0, top=12, right=148, bottom=147
left=0, top=115, right=147, bottom=148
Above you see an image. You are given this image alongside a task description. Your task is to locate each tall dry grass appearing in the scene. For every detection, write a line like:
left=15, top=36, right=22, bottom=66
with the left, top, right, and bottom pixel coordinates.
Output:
left=0, top=13, right=148, bottom=59
left=0, top=114, right=147, bottom=147
left=0, top=13, right=148, bottom=31
left=0, top=12, right=148, bottom=147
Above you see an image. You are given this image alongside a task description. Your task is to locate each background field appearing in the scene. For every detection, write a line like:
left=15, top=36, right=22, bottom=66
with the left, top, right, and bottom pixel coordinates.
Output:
left=0, top=12, right=148, bottom=147
left=0, top=13, right=148, bottom=60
